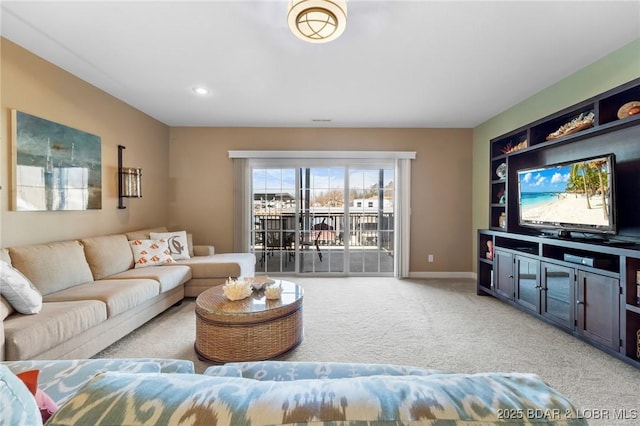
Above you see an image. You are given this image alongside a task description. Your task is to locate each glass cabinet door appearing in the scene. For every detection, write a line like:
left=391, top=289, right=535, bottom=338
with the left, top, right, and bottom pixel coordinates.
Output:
left=515, top=256, right=539, bottom=313
left=541, top=262, right=575, bottom=330
left=494, top=249, right=514, bottom=300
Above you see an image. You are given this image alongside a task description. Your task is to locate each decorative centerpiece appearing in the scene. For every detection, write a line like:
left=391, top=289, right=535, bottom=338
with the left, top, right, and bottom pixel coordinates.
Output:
left=264, top=282, right=283, bottom=300
left=243, top=276, right=273, bottom=291
left=222, top=277, right=253, bottom=301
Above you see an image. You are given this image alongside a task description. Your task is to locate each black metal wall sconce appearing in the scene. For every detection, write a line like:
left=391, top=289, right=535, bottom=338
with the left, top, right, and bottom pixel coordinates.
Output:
left=117, top=145, right=142, bottom=209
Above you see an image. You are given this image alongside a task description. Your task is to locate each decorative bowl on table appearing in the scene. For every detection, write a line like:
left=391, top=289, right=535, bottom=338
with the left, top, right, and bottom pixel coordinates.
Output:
left=244, top=276, right=275, bottom=291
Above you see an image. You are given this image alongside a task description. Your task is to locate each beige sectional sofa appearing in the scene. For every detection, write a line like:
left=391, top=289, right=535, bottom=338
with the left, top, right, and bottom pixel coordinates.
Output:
left=0, top=227, right=255, bottom=361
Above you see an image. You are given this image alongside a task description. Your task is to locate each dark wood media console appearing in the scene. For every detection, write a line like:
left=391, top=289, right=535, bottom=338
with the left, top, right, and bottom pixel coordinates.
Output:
left=478, top=230, right=640, bottom=367
left=478, top=77, right=640, bottom=368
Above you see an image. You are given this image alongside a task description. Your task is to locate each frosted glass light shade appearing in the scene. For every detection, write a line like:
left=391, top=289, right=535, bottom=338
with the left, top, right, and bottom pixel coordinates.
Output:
left=288, top=0, right=347, bottom=43
left=120, top=167, right=142, bottom=198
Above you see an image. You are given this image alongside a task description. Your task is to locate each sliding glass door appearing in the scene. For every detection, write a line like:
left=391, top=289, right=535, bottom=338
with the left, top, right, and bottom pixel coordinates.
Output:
left=252, top=168, right=297, bottom=273
left=251, top=163, right=394, bottom=276
left=348, top=168, right=394, bottom=274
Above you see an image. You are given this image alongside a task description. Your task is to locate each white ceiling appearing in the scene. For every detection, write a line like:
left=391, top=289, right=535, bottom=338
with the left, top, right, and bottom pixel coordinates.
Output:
left=1, top=1, right=639, bottom=128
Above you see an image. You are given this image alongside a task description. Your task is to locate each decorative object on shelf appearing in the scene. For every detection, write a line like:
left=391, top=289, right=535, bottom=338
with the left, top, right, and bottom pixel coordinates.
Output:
left=546, top=112, right=595, bottom=140
left=222, top=277, right=253, bottom=301
left=288, top=0, right=347, bottom=44
left=500, top=139, right=528, bottom=155
left=264, top=282, right=283, bottom=300
left=496, top=187, right=505, bottom=204
left=618, top=101, right=640, bottom=119
left=495, top=163, right=507, bottom=179
left=636, top=271, right=640, bottom=305
left=118, top=145, right=142, bottom=209
left=485, top=240, right=494, bottom=260
left=498, top=212, right=506, bottom=229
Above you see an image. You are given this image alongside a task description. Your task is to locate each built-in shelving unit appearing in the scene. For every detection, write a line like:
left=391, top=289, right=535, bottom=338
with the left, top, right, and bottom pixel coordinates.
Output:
left=479, top=77, right=640, bottom=368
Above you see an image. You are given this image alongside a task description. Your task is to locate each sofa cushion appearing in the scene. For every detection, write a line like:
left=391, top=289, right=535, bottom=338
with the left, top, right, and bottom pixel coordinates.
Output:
left=42, top=279, right=159, bottom=317
left=202, top=365, right=244, bottom=378
left=192, top=244, right=215, bottom=256
left=0, top=364, right=42, bottom=426
left=106, top=265, right=191, bottom=293
left=46, top=371, right=586, bottom=426
left=80, top=234, right=134, bottom=280
left=206, top=361, right=443, bottom=381
left=150, top=231, right=191, bottom=260
left=3, top=300, right=107, bottom=360
left=125, top=227, right=168, bottom=241
left=0, top=260, right=42, bottom=314
left=130, top=239, right=175, bottom=268
left=172, top=253, right=256, bottom=279
left=8, top=241, right=94, bottom=296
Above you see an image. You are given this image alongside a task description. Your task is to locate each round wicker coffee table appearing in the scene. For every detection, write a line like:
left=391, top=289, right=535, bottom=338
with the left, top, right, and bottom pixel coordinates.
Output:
left=194, top=280, right=304, bottom=363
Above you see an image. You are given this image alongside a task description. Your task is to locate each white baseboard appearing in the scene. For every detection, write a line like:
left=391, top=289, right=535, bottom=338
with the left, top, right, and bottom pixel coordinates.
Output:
left=408, top=271, right=477, bottom=279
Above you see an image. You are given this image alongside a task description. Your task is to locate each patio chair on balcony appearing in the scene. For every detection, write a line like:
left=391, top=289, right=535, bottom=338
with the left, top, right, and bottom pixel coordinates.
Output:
left=301, top=218, right=333, bottom=262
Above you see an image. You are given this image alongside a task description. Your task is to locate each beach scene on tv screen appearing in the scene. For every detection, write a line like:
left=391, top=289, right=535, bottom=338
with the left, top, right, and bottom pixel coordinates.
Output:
left=519, top=158, right=611, bottom=227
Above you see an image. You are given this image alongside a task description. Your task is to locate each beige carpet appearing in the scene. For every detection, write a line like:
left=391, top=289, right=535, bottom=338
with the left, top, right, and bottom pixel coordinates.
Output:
left=96, top=277, right=640, bottom=425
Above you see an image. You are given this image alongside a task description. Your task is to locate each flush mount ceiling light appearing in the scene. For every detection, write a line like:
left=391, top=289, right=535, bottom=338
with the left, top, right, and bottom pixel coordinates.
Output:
left=288, top=0, right=347, bottom=43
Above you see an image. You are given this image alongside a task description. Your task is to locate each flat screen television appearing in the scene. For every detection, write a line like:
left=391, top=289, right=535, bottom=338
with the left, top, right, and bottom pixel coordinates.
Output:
left=517, top=154, right=616, bottom=236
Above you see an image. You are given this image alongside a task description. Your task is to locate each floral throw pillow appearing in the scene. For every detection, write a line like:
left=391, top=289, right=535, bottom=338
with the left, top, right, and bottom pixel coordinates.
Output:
left=129, top=240, right=174, bottom=269
left=149, top=231, right=191, bottom=260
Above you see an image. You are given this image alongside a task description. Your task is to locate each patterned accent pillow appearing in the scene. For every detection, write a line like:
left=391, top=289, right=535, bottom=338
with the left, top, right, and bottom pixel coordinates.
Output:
left=0, top=364, right=42, bottom=426
left=149, top=231, right=191, bottom=260
left=129, top=240, right=174, bottom=269
left=0, top=259, right=42, bottom=314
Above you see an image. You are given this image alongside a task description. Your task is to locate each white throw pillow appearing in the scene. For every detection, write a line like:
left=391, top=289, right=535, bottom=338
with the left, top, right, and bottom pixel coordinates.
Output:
left=129, top=240, right=174, bottom=268
left=0, top=260, right=42, bottom=314
left=149, top=231, right=191, bottom=260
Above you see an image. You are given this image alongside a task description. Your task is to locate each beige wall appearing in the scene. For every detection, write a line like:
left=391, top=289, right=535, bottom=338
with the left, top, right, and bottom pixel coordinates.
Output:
left=1, top=39, right=171, bottom=247
left=169, top=127, right=473, bottom=273
left=2, top=38, right=474, bottom=273
left=471, top=38, right=640, bottom=271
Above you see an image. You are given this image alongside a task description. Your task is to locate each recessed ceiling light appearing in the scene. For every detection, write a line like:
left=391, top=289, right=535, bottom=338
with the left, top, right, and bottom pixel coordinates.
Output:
left=192, top=86, right=210, bottom=96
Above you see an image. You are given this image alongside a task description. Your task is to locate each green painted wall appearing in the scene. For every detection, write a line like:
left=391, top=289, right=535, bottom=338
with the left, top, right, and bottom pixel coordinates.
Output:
left=471, top=38, right=640, bottom=271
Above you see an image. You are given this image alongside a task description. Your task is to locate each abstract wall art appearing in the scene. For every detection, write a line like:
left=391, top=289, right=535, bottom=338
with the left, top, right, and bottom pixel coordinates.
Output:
left=12, top=110, right=102, bottom=211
